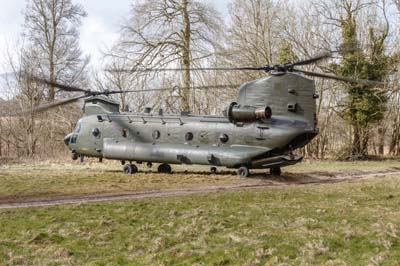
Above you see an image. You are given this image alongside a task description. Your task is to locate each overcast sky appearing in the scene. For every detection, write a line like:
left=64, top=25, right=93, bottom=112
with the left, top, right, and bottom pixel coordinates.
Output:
left=0, top=0, right=232, bottom=72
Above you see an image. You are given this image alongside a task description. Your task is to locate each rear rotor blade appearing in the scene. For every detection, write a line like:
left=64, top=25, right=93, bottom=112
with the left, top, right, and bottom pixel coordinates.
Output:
left=107, top=52, right=333, bottom=74
left=107, top=66, right=271, bottom=73
left=295, top=69, right=385, bottom=86
left=106, top=84, right=241, bottom=94
left=291, top=52, right=332, bottom=66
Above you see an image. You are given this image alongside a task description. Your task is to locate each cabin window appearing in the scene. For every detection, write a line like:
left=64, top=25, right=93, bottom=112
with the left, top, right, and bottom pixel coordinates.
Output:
left=92, top=128, right=101, bottom=138
left=185, top=132, right=194, bottom=141
left=122, top=129, right=129, bottom=138
left=220, top=134, right=229, bottom=143
left=152, top=130, right=161, bottom=139
left=287, top=103, right=297, bottom=112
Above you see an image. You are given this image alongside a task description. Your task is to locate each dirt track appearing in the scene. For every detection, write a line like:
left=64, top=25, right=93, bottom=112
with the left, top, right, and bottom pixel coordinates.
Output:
left=1, top=168, right=400, bottom=209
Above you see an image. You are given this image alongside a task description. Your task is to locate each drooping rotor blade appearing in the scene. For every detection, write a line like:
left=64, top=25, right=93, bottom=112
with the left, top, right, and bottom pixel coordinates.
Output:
left=296, top=69, right=385, bottom=86
left=0, top=78, right=241, bottom=117
left=30, top=95, right=88, bottom=114
left=0, top=94, right=88, bottom=117
left=106, top=66, right=273, bottom=73
left=6, top=84, right=240, bottom=115
left=31, top=77, right=90, bottom=93
left=291, top=52, right=332, bottom=66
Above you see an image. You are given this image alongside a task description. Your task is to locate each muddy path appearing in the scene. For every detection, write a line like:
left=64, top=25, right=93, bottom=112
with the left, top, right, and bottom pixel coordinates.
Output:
left=1, top=168, right=400, bottom=209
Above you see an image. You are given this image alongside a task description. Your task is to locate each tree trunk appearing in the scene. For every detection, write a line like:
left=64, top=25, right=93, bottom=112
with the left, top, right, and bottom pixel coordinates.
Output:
left=361, top=128, right=369, bottom=156
left=180, top=0, right=191, bottom=112
left=352, top=123, right=370, bottom=157
left=0, top=120, right=2, bottom=157
left=49, top=52, right=55, bottom=101
left=390, top=116, right=400, bottom=155
left=352, top=128, right=360, bottom=155
left=378, top=127, right=385, bottom=155
left=351, top=109, right=362, bottom=156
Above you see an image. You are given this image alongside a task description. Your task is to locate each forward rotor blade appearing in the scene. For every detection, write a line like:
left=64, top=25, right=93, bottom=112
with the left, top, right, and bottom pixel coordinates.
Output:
left=2, top=84, right=240, bottom=116
left=292, top=52, right=332, bottom=66
left=30, top=95, right=88, bottom=114
left=107, top=66, right=270, bottom=73
left=31, top=77, right=89, bottom=93
left=295, top=69, right=385, bottom=86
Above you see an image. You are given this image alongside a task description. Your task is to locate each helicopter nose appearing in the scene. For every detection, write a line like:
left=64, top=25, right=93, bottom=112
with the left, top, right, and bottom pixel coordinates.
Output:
left=64, top=133, right=73, bottom=146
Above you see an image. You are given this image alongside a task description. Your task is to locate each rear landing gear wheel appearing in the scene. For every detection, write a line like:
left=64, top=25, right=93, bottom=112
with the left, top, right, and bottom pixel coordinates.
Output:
left=123, top=164, right=138, bottom=174
left=270, top=167, right=281, bottom=176
left=210, top=167, right=217, bottom=174
left=158, top=164, right=172, bottom=174
left=237, top=166, right=250, bottom=178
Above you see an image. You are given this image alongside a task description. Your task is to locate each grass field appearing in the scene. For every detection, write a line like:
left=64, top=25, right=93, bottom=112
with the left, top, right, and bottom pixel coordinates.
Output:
left=1, top=174, right=400, bottom=265
left=1, top=160, right=400, bottom=265
left=0, top=159, right=399, bottom=199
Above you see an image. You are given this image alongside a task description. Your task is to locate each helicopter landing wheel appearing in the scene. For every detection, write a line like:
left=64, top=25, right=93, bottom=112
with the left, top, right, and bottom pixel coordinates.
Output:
left=123, top=164, right=138, bottom=174
left=237, top=166, right=250, bottom=178
left=210, top=167, right=217, bottom=174
left=71, top=153, right=79, bottom=161
left=270, top=167, right=281, bottom=176
left=158, top=163, right=172, bottom=174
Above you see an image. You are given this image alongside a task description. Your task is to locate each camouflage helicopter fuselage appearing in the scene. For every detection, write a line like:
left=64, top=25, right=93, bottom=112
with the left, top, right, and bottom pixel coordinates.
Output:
left=65, top=73, right=318, bottom=172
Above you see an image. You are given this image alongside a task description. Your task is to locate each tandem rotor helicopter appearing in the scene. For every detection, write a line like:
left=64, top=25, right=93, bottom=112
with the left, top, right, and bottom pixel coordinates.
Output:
left=25, top=52, right=382, bottom=177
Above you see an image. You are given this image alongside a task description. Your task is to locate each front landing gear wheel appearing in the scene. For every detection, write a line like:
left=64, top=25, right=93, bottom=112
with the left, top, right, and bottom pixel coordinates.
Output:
left=158, top=164, right=172, bottom=174
left=210, top=167, right=217, bottom=174
left=123, top=164, right=138, bottom=174
left=237, top=166, right=250, bottom=178
left=270, top=167, right=281, bottom=176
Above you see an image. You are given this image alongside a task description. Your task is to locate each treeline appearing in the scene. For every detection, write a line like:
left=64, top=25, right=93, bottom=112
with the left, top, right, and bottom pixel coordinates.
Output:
left=1, top=0, right=400, bottom=160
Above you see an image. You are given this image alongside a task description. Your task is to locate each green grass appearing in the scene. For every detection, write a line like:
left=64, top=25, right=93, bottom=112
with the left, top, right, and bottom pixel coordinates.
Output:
left=1, top=175, right=400, bottom=265
left=287, top=159, right=400, bottom=172
left=0, top=162, right=238, bottom=199
left=0, top=159, right=399, bottom=199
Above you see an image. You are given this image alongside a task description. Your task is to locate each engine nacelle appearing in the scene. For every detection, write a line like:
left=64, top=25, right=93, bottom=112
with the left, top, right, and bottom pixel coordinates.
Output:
left=226, top=102, right=272, bottom=123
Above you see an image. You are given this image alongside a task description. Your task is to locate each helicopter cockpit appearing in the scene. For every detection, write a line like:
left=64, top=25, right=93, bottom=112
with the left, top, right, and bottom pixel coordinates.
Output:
left=64, top=119, right=82, bottom=146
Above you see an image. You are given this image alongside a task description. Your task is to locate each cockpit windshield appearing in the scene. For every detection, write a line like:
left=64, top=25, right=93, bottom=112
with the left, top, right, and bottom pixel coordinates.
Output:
left=74, top=119, right=82, bottom=133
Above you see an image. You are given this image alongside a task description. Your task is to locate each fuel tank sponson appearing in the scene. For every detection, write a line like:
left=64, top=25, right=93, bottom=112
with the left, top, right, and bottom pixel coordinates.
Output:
left=102, top=138, right=269, bottom=168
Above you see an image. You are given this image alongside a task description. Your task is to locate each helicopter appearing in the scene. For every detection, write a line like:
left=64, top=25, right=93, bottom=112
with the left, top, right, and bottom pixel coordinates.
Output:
left=23, top=53, right=383, bottom=177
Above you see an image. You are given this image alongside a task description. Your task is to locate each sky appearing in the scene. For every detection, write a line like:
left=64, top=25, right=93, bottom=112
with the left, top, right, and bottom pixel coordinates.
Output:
left=0, top=0, right=232, bottom=73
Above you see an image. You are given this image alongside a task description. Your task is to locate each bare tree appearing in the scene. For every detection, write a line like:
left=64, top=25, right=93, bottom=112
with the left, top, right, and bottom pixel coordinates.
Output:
left=113, top=0, right=222, bottom=112
left=0, top=0, right=89, bottom=159
left=95, top=56, right=154, bottom=113
left=222, top=0, right=281, bottom=81
left=24, top=0, right=89, bottom=101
